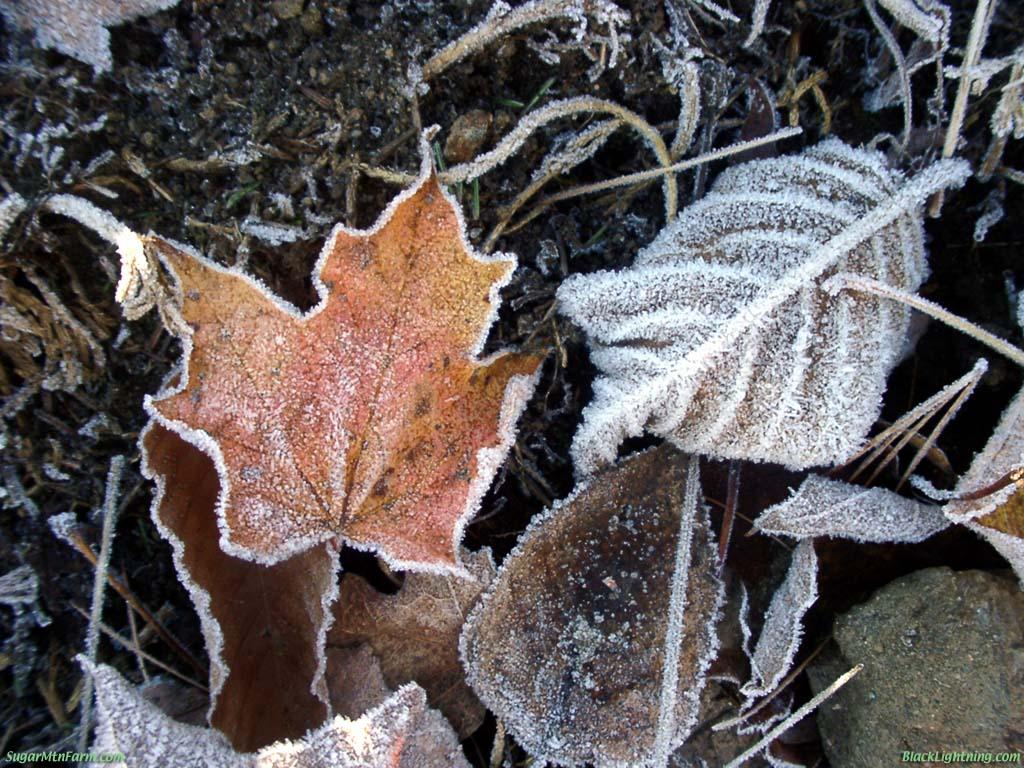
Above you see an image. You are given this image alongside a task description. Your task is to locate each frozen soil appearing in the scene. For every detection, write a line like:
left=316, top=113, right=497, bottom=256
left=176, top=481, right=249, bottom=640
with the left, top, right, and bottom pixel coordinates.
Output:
left=0, top=0, right=1022, bottom=763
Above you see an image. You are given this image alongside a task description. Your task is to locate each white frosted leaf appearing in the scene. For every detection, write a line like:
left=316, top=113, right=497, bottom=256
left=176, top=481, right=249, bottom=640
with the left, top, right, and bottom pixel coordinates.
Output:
left=82, top=658, right=463, bottom=767
left=461, top=446, right=724, bottom=767
left=741, top=540, right=818, bottom=701
left=557, top=139, right=971, bottom=474
left=0, top=0, right=181, bottom=73
left=754, top=474, right=950, bottom=543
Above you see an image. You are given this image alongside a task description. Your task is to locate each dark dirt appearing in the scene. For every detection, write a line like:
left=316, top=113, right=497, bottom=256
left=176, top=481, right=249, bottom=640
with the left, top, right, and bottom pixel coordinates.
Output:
left=0, top=0, right=1021, bottom=764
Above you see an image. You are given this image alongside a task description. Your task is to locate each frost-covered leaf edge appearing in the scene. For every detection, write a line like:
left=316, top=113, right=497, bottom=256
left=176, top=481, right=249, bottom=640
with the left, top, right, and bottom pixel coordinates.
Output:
left=142, top=133, right=539, bottom=575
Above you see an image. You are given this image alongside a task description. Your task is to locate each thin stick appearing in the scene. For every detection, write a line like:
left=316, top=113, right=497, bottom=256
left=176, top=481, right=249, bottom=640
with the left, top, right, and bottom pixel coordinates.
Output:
left=865, top=0, right=911, bottom=149
left=718, top=461, right=741, bottom=569
left=896, top=369, right=983, bottom=489
left=78, top=456, right=124, bottom=752
left=713, top=639, right=829, bottom=732
left=930, top=0, right=998, bottom=216
left=58, top=525, right=206, bottom=678
left=826, top=273, right=1024, bottom=368
left=723, top=664, right=864, bottom=767
left=840, top=360, right=987, bottom=481
left=505, top=127, right=802, bottom=235
left=484, top=119, right=622, bottom=251
left=650, top=457, right=701, bottom=767
left=443, top=96, right=678, bottom=219
left=125, top=596, right=148, bottom=683
left=422, top=0, right=626, bottom=80
left=71, top=604, right=208, bottom=692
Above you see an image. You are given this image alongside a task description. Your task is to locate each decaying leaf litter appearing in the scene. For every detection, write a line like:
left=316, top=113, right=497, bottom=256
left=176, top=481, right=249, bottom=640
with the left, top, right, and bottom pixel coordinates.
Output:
left=1, top=0, right=1023, bottom=766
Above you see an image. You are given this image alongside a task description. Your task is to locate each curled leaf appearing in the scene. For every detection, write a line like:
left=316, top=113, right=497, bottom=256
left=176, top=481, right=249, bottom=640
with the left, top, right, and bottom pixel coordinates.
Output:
left=754, top=474, right=950, bottom=544
left=742, top=540, right=818, bottom=702
left=558, top=139, right=970, bottom=473
left=141, top=423, right=336, bottom=751
left=146, top=158, right=542, bottom=572
left=83, top=658, right=463, bottom=767
left=461, top=446, right=724, bottom=766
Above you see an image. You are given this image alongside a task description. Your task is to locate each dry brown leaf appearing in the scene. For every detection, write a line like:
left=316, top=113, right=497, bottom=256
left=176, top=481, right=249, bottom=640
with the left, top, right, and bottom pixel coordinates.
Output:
left=142, top=423, right=336, bottom=752
left=944, top=387, right=1024, bottom=584
left=328, top=549, right=495, bottom=737
left=326, top=645, right=393, bottom=720
left=83, top=658, right=465, bottom=767
left=461, top=445, right=724, bottom=767
left=145, top=158, right=541, bottom=573
left=325, top=644, right=472, bottom=768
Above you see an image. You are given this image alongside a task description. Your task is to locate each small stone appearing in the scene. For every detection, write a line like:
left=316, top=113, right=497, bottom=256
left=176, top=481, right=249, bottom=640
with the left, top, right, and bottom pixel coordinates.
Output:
left=443, top=110, right=493, bottom=164
left=271, top=0, right=304, bottom=21
left=808, top=568, right=1024, bottom=768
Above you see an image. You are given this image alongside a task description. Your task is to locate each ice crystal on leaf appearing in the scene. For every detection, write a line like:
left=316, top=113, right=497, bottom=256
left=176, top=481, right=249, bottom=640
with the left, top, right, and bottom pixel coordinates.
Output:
left=741, top=540, right=818, bottom=702
left=144, top=157, right=542, bottom=573
left=82, top=658, right=464, bottom=767
left=323, top=645, right=471, bottom=767
left=557, top=139, right=970, bottom=474
left=141, top=423, right=336, bottom=752
left=754, top=474, right=950, bottom=544
left=460, top=445, right=724, bottom=767
left=943, top=387, right=1024, bottom=585
left=0, top=0, right=180, bottom=73
left=328, top=548, right=495, bottom=737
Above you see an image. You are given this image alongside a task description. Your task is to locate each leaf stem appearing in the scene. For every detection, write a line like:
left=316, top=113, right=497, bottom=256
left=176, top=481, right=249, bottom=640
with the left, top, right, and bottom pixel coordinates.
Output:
left=826, top=273, right=1024, bottom=368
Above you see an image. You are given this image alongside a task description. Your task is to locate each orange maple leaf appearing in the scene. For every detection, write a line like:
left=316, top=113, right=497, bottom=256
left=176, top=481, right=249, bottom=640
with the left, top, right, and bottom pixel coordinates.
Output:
left=144, top=164, right=541, bottom=573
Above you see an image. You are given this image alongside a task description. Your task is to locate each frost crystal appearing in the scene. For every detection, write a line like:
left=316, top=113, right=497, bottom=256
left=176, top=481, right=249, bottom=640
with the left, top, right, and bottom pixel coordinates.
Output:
left=83, top=658, right=463, bottom=767
left=754, top=474, right=950, bottom=543
left=461, top=446, right=724, bottom=767
left=558, top=139, right=971, bottom=474
left=944, top=387, right=1024, bottom=585
left=0, top=0, right=181, bottom=74
left=742, top=540, right=818, bottom=701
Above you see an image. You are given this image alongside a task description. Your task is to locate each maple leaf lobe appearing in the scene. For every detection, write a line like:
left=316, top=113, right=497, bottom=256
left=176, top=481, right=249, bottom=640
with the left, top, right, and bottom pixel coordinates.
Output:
left=147, top=172, right=541, bottom=572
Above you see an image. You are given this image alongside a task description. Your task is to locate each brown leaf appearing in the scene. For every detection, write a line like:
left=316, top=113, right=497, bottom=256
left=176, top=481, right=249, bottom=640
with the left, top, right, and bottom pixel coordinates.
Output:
left=141, top=423, right=336, bottom=752
left=326, top=645, right=392, bottom=720
left=945, top=387, right=1024, bottom=584
left=461, top=446, right=725, bottom=767
left=324, top=645, right=472, bottom=768
left=328, top=549, right=495, bottom=737
left=146, top=162, right=541, bottom=572
left=84, top=658, right=465, bottom=767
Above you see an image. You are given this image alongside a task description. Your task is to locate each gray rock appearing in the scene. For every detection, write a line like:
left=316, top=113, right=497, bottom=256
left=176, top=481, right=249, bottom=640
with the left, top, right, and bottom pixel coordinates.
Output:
left=808, top=568, right=1024, bottom=768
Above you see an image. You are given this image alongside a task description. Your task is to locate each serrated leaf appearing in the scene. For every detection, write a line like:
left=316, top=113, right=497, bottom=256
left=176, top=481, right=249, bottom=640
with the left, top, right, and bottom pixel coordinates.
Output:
left=754, top=474, right=950, bottom=543
left=327, top=548, right=495, bottom=737
left=460, top=446, right=724, bottom=767
left=944, top=387, right=1024, bottom=584
left=82, top=658, right=462, bottom=768
left=145, top=162, right=542, bottom=572
left=141, top=423, right=337, bottom=752
left=557, top=139, right=970, bottom=474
